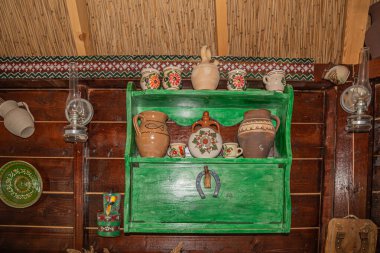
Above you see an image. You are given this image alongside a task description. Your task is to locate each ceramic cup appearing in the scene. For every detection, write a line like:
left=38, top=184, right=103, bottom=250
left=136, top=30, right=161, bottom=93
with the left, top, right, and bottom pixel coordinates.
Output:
left=222, top=142, right=243, bottom=158
left=163, top=66, right=183, bottom=90
left=140, top=68, right=161, bottom=90
left=323, top=65, right=350, bottom=85
left=0, top=100, right=35, bottom=138
left=167, top=143, right=186, bottom=158
left=263, top=70, right=286, bottom=92
left=227, top=69, right=247, bottom=91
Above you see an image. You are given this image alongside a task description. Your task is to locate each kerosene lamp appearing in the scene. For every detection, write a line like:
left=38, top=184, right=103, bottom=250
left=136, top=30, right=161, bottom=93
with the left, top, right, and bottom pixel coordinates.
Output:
left=340, top=47, right=373, bottom=132
left=63, top=62, right=93, bottom=142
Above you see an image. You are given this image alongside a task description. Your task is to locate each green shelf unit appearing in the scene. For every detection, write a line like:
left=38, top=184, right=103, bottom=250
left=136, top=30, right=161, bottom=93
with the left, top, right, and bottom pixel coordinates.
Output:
left=124, top=82, right=294, bottom=234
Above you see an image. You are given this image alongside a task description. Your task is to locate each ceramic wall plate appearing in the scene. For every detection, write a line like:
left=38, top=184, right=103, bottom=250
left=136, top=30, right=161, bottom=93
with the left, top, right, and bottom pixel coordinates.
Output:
left=0, top=161, right=43, bottom=208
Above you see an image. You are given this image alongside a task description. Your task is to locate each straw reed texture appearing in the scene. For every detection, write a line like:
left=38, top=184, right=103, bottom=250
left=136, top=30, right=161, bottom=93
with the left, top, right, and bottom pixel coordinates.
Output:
left=228, top=0, right=347, bottom=63
left=0, top=0, right=76, bottom=56
left=0, top=0, right=376, bottom=63
left=86, top=0, right=217, bottom=56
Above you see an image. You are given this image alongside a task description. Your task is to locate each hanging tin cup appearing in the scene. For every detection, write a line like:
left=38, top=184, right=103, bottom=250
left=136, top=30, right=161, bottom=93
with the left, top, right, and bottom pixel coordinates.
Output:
left=97, top=212, right=121, bottom=237
left=163, top=66, right=183, bottom=90
left=227, top=69, right=247, bottom=91
left=140, top=68, right=161, bottom=90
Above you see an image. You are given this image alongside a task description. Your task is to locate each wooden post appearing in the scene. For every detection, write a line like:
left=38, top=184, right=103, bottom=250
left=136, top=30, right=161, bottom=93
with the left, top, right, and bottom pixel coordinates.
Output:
left=215, top=0, right=228, bottom=56
left=320, top=87, right=337, bottom=252
left=65, top=0, right=94, bottom=55
left=342, top=0, right=371, bottom=64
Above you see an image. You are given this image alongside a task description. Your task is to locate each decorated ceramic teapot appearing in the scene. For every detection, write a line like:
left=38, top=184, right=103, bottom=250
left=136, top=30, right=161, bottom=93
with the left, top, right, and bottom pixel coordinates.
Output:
left=188, top=111, right=223, bottom=158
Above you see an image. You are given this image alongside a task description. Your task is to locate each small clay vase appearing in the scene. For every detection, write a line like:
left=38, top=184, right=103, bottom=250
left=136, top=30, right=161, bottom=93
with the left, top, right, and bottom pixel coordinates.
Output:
left=133, top=111, right=170, bottom=157
left=237, top=109, right=280, bottom=158
left=365, top=2, right=380, bottom=59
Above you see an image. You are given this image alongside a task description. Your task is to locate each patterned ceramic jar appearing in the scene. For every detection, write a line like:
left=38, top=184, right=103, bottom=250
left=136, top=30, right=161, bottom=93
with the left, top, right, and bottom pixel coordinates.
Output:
left=227, top=69, right=247, bottom=91
left=163, top=66, right=183, bottom=90
left=97, top=213, right=121, bottom=237
left=140, top=68, right=161, bottom=90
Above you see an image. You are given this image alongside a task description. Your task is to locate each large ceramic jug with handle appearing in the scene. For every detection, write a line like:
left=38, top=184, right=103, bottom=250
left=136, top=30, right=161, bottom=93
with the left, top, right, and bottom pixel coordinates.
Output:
left=133, top=111, right=170, bottom=157
left=0, top=100, right=35, bottom=138
left=237, top=109, right=280, bottom=158
left=188, top=111, right=223, bottom=158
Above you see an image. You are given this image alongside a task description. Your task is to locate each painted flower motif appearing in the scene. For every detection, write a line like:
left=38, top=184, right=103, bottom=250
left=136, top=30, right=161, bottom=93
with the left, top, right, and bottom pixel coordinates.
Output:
left=192, top=130, right=218, bottom=154
left=233, top=75, right=245, bottom=88
left=222, top=146, right=233, bottom=157
left=149, top=74, right=160, bottom=89
left=168, top=72, right=181, bottom=87
left=179, top=146, right=184, bottom=156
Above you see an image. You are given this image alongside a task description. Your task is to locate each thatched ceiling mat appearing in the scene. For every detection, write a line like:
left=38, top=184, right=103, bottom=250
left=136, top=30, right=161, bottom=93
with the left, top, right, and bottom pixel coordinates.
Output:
left=0, top=0, right=379, bottom=63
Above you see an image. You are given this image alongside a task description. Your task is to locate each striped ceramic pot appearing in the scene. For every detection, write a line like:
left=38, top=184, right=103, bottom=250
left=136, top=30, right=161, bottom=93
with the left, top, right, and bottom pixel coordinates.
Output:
left=237, top=109, right=280, bottom=158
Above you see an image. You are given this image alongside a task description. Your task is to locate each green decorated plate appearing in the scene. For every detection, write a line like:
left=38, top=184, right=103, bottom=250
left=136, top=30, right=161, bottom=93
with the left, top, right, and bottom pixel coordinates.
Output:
left=0, top=161, right=43, bottom=208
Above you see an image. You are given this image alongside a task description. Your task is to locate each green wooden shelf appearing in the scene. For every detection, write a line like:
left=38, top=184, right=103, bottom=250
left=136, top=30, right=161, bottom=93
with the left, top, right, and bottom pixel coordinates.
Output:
left=124, top=82, right=293, bottom=234
left=128, top=156, right=289, bottom=165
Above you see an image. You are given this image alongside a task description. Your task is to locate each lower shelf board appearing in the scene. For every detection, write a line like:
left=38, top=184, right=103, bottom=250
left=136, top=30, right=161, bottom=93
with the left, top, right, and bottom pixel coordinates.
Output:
left=125, top=222, right=290, bottom=234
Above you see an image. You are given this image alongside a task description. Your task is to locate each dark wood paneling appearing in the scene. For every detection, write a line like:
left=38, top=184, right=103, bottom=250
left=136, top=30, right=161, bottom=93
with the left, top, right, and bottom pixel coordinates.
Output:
left=0, top=90, right=67, bottom=121
left=0, top=194, right=74, bottom=226
left=372, top=163, right=380, bottom=192
left=371, top=192, right=380, bottom=226
left=88, top=89, right=126, bottom=121
left=293, top=91, right=324, bottom=123
left=87, top=159, right=125, bottom=193
left=374, top=84, right=380, bottom=118
left=0, top=79, right=69, bottom=89
left=290, top=160, right=321, bottom=193
left=0, top=158, right=73, bottom=192
left=0, top=227, right=73, bottom=253
left=88, top=229, right=318, bottom=253
left=321, top=88, right=337, bottom=253
left=88, top=123, right=126, bottom=158
left=374, top=121, right=380, bottom=156
left=0, top=123, right=73, bottom=157
left=291, top=195, right=320, bottom=228
left=334, top=85, right=353, bottom=218
left=292, top=124, right=324, bottom=158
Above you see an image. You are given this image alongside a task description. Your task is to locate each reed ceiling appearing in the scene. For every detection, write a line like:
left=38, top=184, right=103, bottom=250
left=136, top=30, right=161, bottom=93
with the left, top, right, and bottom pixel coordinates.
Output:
left=0, top=0, right=378, bottom=63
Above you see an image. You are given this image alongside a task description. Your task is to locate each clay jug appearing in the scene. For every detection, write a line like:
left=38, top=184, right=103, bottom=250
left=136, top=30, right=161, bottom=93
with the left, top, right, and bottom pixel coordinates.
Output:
left=133, top=111, right=170, bottom=157
left=191, top=45, right=220, bottom=90
left=365, top=2, right=380, bottom=59
left=237, top=109, right=280, bottom=158
left=0, top=100, right=35, bottom=138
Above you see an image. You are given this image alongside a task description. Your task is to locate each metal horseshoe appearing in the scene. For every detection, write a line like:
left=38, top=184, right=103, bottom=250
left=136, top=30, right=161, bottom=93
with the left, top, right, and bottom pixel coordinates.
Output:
left=195, top=167, right=221, bottom=199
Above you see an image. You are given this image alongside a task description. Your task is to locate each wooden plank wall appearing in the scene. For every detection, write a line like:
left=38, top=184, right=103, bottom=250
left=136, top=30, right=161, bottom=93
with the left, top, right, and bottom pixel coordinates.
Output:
left=371, top=82, right=380, bottom=251
left=0, top=79, right=327, bottom=252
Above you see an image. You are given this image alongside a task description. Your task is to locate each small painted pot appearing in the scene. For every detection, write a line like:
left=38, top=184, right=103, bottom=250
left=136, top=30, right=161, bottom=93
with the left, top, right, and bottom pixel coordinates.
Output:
left=140, top=68, right=161, bottom=90
left=163, top=66, right=183, bottom=90
left=227, top=69, right=247, bottom=91
left=222, top=142, right=243, bottom=158
left=97, top=213, right=121, bottom=237
left=167, top=143, right=186, bottom=158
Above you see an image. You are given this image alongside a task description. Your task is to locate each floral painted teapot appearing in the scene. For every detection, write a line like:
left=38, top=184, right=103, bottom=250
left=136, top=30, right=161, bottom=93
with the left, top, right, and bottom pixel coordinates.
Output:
left=188, top=111, right=223, bottom=158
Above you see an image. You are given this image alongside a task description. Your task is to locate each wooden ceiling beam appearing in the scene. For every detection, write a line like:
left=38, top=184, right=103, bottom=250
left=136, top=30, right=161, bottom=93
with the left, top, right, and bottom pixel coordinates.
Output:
left=342, top=0, right=371, bottom=64
left=215, top=0, right=229, bottom=56
left=65, top=0, right=94, bottom=56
